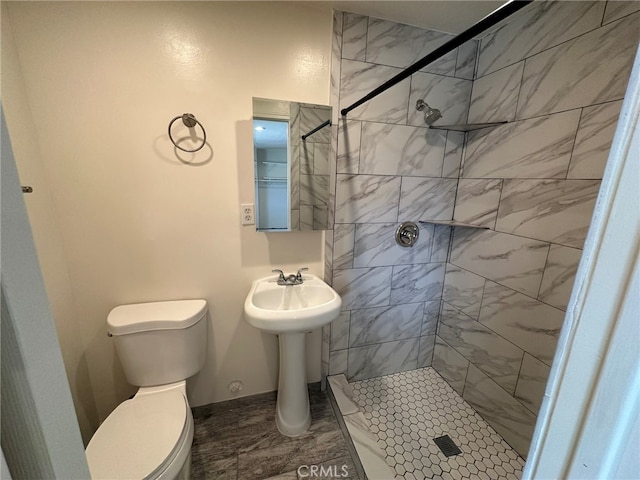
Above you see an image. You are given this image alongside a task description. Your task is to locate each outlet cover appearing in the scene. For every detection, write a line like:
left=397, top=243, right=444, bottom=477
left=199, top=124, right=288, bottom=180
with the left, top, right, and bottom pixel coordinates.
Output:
left=240, top=203, right=255, bottom=225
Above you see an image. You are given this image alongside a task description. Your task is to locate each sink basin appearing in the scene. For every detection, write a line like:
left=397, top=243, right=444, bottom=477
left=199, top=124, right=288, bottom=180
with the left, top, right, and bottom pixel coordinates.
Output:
left=244, top=272, right=342, bottom=437
left=244, top=274, right=342, bottom=333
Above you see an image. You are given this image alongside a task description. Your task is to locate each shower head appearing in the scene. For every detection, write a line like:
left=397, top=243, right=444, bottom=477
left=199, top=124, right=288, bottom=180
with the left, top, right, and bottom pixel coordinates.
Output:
left=416, top=99, right=442, bottom=126
left=424, top=107, right=442, bottom=126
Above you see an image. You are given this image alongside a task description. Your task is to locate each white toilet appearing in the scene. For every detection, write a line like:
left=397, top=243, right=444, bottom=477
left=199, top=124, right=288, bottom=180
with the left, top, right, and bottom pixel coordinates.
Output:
left=86, top=299, right=208, bottom=480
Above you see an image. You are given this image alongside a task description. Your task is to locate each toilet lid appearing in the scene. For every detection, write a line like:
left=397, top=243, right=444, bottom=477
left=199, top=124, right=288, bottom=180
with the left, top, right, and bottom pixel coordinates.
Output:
left=107, top=299, right=208, bottom=335
left=86, top=391, right=188, bottom=479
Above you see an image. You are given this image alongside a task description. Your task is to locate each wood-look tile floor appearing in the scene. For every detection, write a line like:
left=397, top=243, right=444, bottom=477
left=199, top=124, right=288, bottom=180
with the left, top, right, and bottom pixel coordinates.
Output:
left=191, top=383, right=359, bottom=480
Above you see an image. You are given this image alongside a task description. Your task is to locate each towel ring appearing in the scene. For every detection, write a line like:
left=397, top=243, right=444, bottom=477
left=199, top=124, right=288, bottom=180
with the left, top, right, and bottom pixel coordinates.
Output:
left=168, top=113, right=207, bottom=152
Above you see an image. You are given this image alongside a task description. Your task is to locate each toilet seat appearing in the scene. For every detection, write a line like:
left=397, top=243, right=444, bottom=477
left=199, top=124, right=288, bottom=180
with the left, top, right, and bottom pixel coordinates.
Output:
left=86, top=390, right=190, bottom=479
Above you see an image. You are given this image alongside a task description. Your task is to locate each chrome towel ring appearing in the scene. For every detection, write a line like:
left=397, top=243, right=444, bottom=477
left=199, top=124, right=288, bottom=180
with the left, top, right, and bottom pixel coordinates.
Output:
left=168, top=113, right=207, bottom=152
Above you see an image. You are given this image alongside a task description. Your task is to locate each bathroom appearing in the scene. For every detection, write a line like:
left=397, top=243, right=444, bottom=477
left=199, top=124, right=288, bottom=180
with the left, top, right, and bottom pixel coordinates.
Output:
left=2, top=1, right=639, bottom=479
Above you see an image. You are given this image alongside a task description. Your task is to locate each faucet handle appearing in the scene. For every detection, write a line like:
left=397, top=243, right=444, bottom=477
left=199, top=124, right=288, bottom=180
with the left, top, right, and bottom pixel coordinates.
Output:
left=272, top=269, right=286, bottom=281
left=296, top=267, right=309, bottom=281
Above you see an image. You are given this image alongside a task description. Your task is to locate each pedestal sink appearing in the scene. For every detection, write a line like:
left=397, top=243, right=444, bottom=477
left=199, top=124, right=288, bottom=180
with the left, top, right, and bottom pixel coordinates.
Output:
left=244, top=273, right=342, bottom=436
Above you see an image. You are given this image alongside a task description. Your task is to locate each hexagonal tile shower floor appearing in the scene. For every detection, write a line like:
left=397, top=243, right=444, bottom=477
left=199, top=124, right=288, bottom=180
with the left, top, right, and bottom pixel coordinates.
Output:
left=329, top=367, right=525, bottom=480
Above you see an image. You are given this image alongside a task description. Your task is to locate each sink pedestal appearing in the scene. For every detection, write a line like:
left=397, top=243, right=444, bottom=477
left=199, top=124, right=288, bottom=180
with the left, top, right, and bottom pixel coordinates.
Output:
left=275, top=332, right=311, bottom=436
left=244, top=273, right=342, bottom=437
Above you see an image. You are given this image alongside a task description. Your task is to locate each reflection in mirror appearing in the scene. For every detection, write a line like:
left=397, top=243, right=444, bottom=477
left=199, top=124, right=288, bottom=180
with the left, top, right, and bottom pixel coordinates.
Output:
left=253, top=118, right=288, bottom=230
left=252, top=97, right=332, bottom=232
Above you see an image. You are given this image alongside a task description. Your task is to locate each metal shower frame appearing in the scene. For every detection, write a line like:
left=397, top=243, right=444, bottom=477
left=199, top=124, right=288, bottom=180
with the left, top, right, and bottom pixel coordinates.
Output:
left=339, top=0, right=534, bottom=118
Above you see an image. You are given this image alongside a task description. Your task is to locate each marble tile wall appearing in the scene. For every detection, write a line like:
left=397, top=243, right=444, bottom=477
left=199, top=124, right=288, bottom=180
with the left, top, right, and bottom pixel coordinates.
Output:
left=326, top=12, right=477, bottom=383
left=326, top=2, right=638, bottom=458
left=436, top=1, right=639, bottom=458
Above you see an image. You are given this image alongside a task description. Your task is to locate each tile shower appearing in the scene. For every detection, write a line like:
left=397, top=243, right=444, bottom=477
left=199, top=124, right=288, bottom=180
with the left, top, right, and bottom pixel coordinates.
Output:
left=322, top=0, right=640, bottom=473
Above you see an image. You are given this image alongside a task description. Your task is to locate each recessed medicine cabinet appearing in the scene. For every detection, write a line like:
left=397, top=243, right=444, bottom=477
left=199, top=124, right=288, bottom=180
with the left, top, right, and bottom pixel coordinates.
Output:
left=252, top=97, right=332, bottom=232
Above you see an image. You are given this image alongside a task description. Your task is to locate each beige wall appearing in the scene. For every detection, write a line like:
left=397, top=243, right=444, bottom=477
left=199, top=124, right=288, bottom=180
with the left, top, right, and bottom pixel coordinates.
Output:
left=1, top=3, right=99, bottom=442
left=2, top=1, right=332, bottom=443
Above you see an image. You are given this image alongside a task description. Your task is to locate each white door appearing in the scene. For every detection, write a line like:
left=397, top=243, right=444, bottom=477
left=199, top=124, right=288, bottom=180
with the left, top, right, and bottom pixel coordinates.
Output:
left=1, top=109, right=90, bottom=478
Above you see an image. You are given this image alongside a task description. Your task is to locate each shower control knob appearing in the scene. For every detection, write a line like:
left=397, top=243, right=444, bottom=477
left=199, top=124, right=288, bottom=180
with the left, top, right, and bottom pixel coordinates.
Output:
left=395, top=222, right=419, bottom=248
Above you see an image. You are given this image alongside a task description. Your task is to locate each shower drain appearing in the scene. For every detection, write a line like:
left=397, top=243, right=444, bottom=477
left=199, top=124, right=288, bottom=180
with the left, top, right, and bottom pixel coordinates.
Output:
left=433, top=435, right=462, bottom=457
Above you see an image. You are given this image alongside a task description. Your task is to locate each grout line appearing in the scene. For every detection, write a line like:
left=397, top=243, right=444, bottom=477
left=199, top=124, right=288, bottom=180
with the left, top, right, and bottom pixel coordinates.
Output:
left=464, top=61, right=475, bottom=125
left=340, top=12, right=346, bottom=55
left=345, top=341, right=350, bottom=379
left=514, top=99, right=625, bottom=124
left=348, top=54, right=469, bottom=82
left=337, top=168, right=606, bottom=183
left=476, top=277, right=488, bottom=321
left=513, top=56, right=527, bottom=121
left=347, top=330, right=424, bottom=350
left=467, top=353, right=539, bottom=416
left=440, top=132, right=448, bottom=178
left=437, top=261, right=448, bottom=316
left=456, top=220, right=564, bottom=247
left=436, top=301, right=444, bottom=337
left=490, top=226, right=571, bottom=246
left=564, top=106, right=585, bottom=179
left=602, top=6, right=640, bottom=26
left=450, top=136, right=465, bottom=180
left=355, top=120, right=362, bottom=175
left=448, top=257, right=568, bottom=312
left=445, top=173, right=603, bottom=181
left=445, top=225, right=454, bottom=263
left=349, top=223, right=356, bottom=269
left=476, top=8, right=619, bottom=82
left=442, top=298, right=545, bottom=376
left=346, top=310, right=351, bottom=352
left=415, top=332, right=423, bottom=370
left=472, top=39, right=480, bottom=81
left=461, top=353, right=472, bottom=399
left=512, top=350, right=527, bottom=397
left=454, top=42, right=462, bottom=78
left=536, top=243, right=553, bottom=300
left=427, top=222, right=436, bottom=263
left=356, top=117, right=433, bottom=129
left=406, top=74, right=413, bottom=126
left=492, top=179, right=505, bottom=230
left=394, top=176, right=403, bottom=222
left=363, top=16, right=369, bottom=62
left=428, top=330, right=436, bottom=366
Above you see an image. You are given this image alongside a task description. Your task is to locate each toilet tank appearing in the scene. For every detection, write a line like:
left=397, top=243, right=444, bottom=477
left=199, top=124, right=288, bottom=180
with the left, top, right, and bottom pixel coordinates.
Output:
left=107, top=300, right=208, bottom=387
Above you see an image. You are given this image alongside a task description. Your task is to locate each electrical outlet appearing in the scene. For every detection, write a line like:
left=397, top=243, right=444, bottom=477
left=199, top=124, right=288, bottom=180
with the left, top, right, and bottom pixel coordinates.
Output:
left=228, top=380, right=244, bottom=394
left=240, top=203, right=254, bottom=225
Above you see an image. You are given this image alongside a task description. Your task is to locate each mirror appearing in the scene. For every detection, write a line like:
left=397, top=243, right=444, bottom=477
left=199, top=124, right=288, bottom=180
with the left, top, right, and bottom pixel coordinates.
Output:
left=252, top=97, right=332, bottom=231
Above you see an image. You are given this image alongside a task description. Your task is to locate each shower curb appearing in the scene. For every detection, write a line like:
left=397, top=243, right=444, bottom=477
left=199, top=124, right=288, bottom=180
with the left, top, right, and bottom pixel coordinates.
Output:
left=327, top=375, right=396, bottom=480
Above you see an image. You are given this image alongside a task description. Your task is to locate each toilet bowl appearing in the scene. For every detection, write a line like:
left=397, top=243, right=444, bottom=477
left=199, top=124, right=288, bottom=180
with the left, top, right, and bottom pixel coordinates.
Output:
left=86, top=385, right=193, bottom=479
left=86, top=300, right=208, bottom=480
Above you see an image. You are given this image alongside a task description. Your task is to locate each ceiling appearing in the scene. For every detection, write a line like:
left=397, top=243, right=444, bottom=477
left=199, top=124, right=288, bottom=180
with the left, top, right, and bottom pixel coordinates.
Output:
left=324, top=1, right=506, bottom=35
left=253, top=119, right=288, bottom=149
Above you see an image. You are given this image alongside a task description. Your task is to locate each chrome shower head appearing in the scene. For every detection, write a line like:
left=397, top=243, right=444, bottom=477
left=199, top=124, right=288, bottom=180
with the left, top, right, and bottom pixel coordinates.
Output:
left=424, top=107, right=442, bottom=125
left=416, top=99, right=442, bottom=126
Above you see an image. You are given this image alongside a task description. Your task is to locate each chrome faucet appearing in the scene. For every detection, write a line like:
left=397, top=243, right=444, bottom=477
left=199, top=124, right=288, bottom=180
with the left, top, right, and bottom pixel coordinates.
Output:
left=272, top=267, right=308, bottom=286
